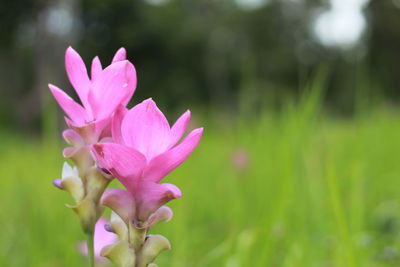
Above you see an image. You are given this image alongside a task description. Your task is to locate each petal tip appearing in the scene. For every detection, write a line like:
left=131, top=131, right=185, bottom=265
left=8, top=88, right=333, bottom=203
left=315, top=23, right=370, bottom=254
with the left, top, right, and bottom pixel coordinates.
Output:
left=180, top=110, right=191, bottom=121
left=174, top=190, right=182, bottom=198
left=65, top=46, right=78, bottom=56
left=112, top=47, right=127, bottom=63
left=143, top=98, right=157, bottom=109
left=165, top=184, right=182, bottom=199
left=117, top=47, right=127, bottom=57
left=194, top=127, right=204, bottom=135
left=91, top=56, right=101, bottom=65
left=48, top=84, right=59, bottom=92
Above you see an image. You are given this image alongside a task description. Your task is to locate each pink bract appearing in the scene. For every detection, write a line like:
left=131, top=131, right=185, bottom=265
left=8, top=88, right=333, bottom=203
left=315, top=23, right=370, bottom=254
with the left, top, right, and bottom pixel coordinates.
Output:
left=49, top=47, right=137, bottom=142
left=91, top=99, right=203, bottom=223
left=80, top=217, right=117, bottom=261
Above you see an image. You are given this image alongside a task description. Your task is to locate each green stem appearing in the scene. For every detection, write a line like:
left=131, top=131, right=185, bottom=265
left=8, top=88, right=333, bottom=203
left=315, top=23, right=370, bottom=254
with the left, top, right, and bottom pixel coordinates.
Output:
left=86, top=231, right=95, bottom=267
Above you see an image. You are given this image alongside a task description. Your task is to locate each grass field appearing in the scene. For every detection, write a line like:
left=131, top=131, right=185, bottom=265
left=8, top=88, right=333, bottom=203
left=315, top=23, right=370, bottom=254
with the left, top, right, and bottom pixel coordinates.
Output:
left=2, top=88, right=400, bottom=267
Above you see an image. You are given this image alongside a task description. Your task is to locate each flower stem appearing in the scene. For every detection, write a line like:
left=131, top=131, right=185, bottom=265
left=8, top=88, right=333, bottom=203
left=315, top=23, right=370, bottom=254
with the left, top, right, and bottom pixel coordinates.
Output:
left=86, top=231, right=95, bottom=267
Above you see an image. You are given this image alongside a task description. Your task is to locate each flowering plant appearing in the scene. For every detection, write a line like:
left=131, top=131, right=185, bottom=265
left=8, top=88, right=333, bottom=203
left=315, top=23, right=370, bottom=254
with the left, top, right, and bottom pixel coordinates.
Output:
left=50, top=47, right=202, bottom=267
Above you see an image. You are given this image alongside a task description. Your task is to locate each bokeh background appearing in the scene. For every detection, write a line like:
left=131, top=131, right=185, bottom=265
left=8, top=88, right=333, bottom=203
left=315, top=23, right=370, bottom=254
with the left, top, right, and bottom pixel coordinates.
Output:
left=2, top=0, right=400, bottom=266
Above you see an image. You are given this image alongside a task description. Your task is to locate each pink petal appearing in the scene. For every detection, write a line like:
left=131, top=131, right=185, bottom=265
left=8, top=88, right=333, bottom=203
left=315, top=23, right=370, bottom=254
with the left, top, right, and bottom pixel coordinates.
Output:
left=80, top=217, right=117, bottom=261
left=64, top=116, right=77, bottom=128
left=136, top=182, right=182, bottom=222
left=168, top=110, right=190, bottom=148
left=94, top=117, right=113, bottom=142
left=65, top=47, right=91, bottom=108
left=112, top=105, right=128, bottom=144
left=144, top=128, right=203, bottom=183
left=101, top=189, right=135, bottom=224
left=79, top=241, right=87, bottom=256
left=49, top=84, right=86, bottom=125
left=119, top=61, right=135, bottom=107
left=94, top=217, right=117, bottom=256
left=91, top=143, right=146, bottom=191
left=121, top=99, right=171, bottom=160
left=140, top=206, right=173, bottom=229
left=88, top=60, right=136, bottom=120
left=63, top=146, right=78, bottom=158
left=110, top=48, right=134, bottom=107
left=112, top=47, right=127, bottom=63
left=91, top=56, right=103, bottom=81
left=99, top=122, right=112, bottom=140
left=63, top=129, right=84, bottom=146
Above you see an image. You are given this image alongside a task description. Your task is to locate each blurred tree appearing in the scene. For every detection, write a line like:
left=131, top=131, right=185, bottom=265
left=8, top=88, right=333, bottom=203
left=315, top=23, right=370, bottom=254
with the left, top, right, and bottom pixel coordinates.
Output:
left=0, top=0, right=400, bottom=132
left=367, top=0, right=400, bottom=101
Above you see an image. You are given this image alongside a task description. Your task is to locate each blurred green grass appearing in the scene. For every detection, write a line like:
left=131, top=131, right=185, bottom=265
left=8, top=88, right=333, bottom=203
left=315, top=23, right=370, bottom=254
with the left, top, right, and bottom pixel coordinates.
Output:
left=3, top=90, right=400, bottom=266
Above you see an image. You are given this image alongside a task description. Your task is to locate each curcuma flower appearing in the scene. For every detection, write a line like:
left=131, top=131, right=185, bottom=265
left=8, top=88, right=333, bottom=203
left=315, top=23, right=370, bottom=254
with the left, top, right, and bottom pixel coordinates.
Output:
left=91, top=98, right=203, bottom=226
left=49, top=47, right=136, bottom=143
left=50, top=47, right=138, bottom=235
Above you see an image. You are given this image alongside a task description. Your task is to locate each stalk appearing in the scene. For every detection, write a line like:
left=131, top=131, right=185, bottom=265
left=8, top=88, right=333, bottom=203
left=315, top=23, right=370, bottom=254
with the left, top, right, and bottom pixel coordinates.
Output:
left=86, top=231, right=96, bottom=267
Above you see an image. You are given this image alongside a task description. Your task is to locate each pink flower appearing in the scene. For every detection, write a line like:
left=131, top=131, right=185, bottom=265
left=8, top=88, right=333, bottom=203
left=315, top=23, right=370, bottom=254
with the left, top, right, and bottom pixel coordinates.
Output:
left=49, top=47, right=136, bottom=143
left=231, top=148, right=250, bottom=174
left=91, top=99, right=203, bottom=225
left=80, top=217, right=117, bottom=262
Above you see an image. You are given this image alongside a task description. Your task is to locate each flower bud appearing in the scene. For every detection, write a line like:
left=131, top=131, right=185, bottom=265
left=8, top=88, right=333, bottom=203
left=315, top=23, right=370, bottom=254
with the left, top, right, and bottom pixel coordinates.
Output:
left=85, top=166, right=112, bottom=202
left=110, top=211, right=128, bottom=241
left=136, top=235, right=171, bottom=267
left=62, top=175, right=84, bottom=203
left=100, top=240, right=135, bottom=267
left=59, top=162, right=84, bottom=202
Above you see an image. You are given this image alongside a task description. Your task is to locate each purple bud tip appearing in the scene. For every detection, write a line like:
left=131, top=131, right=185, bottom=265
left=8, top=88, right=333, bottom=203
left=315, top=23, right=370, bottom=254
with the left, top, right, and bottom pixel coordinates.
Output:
left=132, top=219, right=144, bottom=229
left=53, top=179, right=63, bottom=189
left=98, top=166, right=111, bottom=175
left=104, top=224, right=113, bottom=232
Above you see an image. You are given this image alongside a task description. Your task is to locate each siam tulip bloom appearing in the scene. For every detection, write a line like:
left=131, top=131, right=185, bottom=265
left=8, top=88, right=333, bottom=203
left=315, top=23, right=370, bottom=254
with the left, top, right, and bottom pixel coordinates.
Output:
left=49, top=47, right=138, bottom=235
left=80, top=217, right=117, bottom=263
left=91, top=98, right=203, bottom=226
left=49, top=47, right=137, bottom=143
left=48, top=47, right=196, bottom=267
